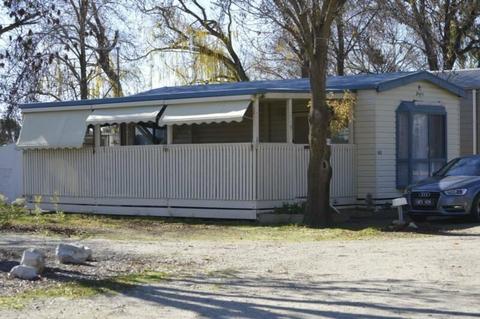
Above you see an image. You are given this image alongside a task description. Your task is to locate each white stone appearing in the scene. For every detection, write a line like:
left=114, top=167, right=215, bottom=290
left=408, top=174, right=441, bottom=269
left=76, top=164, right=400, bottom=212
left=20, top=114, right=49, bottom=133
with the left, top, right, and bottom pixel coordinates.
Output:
left=20, top=248, right=45, bottom=273
left=9, top=265, right=38, bottom=280
left=55, top=244, right=92, bottom=264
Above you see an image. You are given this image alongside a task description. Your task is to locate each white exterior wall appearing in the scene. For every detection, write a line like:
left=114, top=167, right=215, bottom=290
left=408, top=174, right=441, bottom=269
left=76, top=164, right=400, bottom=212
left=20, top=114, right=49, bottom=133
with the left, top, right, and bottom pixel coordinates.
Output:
left=0, top=144, right=23, bottom=203
left=355, top=80, right=461, bottom=202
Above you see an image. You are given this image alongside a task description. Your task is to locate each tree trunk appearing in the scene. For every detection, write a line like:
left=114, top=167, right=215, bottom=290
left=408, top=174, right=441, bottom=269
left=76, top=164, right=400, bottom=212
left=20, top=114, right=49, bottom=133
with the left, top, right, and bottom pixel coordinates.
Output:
left=335, top=15, right=345, bottom=76
left=298, top=48, right=309, bottom=78
left=78, top=0, right=89, bottom=99
left=304, top=38, right=332, bottom=228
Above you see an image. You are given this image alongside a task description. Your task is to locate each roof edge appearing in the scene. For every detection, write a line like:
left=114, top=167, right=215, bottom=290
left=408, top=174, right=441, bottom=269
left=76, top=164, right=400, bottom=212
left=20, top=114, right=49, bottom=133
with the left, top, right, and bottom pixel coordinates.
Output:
left=376, top=71, right=466, bottom=97
left=20, top=88, right=312, bottom=110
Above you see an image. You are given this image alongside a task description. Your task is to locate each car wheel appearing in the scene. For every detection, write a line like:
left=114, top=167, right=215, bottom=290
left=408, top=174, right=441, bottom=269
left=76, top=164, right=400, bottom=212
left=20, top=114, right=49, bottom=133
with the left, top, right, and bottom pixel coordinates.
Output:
left=469, top=195, right=480, bottom=222
left=409, top=215, right=427, bottom=223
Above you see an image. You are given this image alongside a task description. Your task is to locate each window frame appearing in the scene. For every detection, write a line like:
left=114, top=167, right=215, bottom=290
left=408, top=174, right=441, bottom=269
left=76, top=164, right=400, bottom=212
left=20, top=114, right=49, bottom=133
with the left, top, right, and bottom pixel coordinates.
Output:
left=396, top=101, right=447, bottom=189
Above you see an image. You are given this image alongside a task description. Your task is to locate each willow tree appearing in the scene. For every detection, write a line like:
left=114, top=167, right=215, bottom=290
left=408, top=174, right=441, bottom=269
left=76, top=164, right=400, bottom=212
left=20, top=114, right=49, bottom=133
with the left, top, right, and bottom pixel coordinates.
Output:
left=139, top=0, right=249, bottom=84
left=249, top=0, right=346, bottom=227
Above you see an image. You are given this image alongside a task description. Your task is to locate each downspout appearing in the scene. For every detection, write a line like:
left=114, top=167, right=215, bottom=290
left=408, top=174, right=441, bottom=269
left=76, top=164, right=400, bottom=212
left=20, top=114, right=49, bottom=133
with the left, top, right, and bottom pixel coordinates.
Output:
left=474, top=89, right=477, bottom=154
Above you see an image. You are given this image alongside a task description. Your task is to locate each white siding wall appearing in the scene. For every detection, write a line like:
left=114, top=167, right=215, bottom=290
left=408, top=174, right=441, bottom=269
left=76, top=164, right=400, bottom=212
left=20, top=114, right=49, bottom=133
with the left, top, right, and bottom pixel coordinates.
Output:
left=354, top=90, right=378, bottom=199
left=0, top=144, right=23, bottom=202
left=355, top=81, right=461, bottom=201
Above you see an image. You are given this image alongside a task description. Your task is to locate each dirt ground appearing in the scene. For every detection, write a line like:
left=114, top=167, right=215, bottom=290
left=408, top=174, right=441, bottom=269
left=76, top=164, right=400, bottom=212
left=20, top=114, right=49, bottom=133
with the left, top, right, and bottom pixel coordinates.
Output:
left=1, top=220, right=480, bottom=319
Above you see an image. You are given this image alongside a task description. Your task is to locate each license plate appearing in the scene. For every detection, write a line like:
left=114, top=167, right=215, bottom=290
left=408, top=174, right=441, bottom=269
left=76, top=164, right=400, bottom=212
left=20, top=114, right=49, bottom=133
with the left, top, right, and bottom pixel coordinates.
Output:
left=414, top=199, right=433, bottom=206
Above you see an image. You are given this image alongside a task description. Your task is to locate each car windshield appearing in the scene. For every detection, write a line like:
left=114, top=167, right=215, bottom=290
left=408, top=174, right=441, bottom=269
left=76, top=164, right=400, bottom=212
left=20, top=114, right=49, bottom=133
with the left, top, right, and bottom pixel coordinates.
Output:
left=435, top=157, right=480, bottom=177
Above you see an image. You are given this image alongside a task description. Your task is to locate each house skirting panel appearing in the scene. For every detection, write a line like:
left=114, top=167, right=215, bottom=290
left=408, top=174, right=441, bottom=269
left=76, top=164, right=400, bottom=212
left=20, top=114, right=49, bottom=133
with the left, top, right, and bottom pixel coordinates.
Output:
left=26, top=196, right=358, bottom=220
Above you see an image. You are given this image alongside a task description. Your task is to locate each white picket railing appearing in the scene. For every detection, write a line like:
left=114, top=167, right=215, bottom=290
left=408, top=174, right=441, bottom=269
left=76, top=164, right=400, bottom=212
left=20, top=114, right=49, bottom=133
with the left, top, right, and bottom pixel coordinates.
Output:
left=23, top=143, right=356, bottom=203
left=256, top=143, right=356, bottom=201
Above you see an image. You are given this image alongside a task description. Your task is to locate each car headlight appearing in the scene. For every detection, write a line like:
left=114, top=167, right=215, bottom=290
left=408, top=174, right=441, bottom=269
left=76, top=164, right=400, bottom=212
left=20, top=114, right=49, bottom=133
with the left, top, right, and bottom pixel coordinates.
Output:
left=443, top=188, right=468, bottom=196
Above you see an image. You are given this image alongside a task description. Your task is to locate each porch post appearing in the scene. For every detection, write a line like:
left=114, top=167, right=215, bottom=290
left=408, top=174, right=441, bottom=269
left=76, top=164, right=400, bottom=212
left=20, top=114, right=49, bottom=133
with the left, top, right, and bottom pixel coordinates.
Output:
left=348, top=118, right=354, bottom=144
left=167, top=126, right=173, bottom=144
left=252, top=96, right=260, bottom=144
left=94, top=125, right=101, bottom=148
left=286, top=98, right=293, bottom=143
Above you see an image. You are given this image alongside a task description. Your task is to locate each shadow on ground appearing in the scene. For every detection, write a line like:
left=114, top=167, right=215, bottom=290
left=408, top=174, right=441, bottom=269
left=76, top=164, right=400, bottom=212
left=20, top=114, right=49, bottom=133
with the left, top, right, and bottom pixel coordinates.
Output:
left=78, top=273, right=480, bottom=319
left=334, top=208, right=480, bottom=238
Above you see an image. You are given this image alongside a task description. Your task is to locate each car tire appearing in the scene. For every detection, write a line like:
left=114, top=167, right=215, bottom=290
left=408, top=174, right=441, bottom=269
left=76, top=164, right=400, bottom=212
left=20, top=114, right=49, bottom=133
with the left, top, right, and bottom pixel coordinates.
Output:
left=409, top=215, right=427, bottom=223
left=469, top=195, right=480, bottom=222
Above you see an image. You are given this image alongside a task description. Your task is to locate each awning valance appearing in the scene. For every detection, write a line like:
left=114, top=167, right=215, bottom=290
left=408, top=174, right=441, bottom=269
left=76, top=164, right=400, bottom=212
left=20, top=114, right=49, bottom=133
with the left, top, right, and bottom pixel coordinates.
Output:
left=17, top=110, right=90, bottom=149
left=160, top=99, right=252, bottom=125
left=86, top=105, right=165, bottom=125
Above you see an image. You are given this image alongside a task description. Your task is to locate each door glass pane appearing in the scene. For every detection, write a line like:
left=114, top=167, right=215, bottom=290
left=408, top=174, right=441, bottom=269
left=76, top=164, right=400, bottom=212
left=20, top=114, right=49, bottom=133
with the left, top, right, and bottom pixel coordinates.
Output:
left=412, top=162, right=429, bottom=183
left=397, top=112, right=409, bottom=159
left=412, top=113, right=428, bottom=159
left=429, top=114, right=445, bottom=159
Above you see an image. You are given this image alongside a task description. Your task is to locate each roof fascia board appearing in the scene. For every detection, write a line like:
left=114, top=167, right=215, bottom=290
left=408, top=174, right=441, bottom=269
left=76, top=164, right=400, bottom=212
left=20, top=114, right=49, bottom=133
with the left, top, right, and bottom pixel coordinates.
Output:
left=20, top=88, right=311, bottom=110
left=263, top=92, right=312, bottom=99
left=22, top=94, right=255, bottom=113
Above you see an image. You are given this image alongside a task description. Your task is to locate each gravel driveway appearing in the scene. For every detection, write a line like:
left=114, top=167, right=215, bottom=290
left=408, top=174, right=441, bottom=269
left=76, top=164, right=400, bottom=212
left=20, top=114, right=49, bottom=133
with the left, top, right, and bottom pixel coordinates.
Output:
left=1, top=224, right=480, bottom=319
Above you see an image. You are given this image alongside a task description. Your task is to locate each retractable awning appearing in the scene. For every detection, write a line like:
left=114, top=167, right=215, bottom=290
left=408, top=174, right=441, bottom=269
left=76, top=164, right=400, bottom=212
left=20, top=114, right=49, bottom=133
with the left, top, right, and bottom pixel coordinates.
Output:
left=17, top=110, right=90, bottom=149
left=160, top=99, right=252, bottom=125
left=86, top=105, right=165, bottom=125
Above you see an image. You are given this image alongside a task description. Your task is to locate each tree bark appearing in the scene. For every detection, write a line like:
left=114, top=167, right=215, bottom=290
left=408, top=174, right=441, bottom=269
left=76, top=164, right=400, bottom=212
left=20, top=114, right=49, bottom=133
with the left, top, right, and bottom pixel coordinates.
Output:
left=335, top=15, right=345, bottom=76
left=90, top=2, right=123, bottom=97
left=78, top=0, right=89, bottom=99
left=304, top=29, right=333, bottom=227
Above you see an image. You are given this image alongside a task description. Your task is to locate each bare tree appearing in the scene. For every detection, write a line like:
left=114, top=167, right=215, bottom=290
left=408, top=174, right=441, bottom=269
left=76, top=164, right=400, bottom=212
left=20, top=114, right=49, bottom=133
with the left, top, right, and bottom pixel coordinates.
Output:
left=329, top=0, right=379, bottom=75
left=248, top=0, right=346, bottom=227
left=389, top=0, right=480, bottom=70
left=0, top=1, right=43, bottom=38
left=89, top=1, right=122, bottom=97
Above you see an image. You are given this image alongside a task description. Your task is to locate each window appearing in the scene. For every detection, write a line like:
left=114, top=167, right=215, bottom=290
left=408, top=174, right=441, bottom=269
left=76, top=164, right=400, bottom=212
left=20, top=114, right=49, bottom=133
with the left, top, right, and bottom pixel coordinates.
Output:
left=293, top=112, right=352, bottom=144
left=293, top=113, right=309, bottom=144
left=134, top=124, right=167, bottom=145
left=396, top=102, right=447, bottom=189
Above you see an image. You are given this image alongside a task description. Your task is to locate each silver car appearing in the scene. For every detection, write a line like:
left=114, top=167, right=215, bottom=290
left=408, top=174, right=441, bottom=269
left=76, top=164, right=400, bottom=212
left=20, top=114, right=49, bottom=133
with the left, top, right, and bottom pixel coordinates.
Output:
left=405, top=156, right=480, bottom=222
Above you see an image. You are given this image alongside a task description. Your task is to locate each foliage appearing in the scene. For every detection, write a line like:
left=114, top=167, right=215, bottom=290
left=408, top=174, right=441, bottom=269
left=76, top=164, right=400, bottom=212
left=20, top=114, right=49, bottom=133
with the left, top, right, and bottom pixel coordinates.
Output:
left=32, top=195, right=43, bottom=224
left=0, top=271, right=168, bottom=309
left=273, top=202, right=305, bottom=215
left=327, top=91, right=355, bottom=137
left=0, top=198, right=27, bottom=227
left=50, top=192, right=65, bottom=222
left=0, top=117, right=20, bottom=145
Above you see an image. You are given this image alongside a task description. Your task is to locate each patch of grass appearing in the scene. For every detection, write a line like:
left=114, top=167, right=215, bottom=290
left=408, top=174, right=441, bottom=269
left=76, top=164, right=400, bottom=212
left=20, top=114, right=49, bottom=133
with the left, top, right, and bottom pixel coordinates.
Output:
left=0, top=271, right=168, bottom=310
left=0, top=203, right=420, bottom=242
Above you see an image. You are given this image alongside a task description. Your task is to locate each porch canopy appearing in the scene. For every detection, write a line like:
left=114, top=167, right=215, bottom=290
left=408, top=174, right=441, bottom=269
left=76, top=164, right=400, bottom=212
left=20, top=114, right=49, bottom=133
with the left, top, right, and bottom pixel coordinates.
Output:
left=159, top=99, right=252, bottom=125
left=86, top=105, right=165, bottom=125
left=17, top=110, right=90, bottom=149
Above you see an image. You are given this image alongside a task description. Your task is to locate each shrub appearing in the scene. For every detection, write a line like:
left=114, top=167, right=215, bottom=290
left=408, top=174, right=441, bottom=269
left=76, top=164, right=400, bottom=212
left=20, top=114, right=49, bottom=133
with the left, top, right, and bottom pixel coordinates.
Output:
left=0, top=201, right=27, bottom=226
left=273, top=202, right=306, bottom=215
